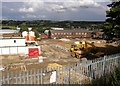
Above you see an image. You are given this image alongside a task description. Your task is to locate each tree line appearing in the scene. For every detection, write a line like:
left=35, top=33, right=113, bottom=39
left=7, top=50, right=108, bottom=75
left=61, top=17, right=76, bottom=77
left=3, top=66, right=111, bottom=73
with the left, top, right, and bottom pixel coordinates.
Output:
left=2, top=20, right=103, bottom=29
left=1, top=20, right=103, bottom=37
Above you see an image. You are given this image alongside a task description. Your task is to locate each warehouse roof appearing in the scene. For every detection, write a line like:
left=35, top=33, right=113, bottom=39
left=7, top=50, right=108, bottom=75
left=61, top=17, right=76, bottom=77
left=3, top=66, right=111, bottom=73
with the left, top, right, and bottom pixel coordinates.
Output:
left=0, top=29, right=19, bottom=34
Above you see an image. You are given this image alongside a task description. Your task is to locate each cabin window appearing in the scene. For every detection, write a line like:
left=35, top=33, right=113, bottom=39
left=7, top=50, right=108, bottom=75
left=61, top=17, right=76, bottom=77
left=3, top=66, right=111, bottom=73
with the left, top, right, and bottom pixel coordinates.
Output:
left=14, top=40, right=16, bottom=43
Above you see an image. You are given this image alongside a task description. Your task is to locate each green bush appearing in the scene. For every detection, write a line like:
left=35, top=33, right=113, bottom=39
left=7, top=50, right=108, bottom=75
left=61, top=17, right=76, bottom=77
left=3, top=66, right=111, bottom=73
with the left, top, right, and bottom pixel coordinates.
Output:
left=91, top=67, right=120, bottom=85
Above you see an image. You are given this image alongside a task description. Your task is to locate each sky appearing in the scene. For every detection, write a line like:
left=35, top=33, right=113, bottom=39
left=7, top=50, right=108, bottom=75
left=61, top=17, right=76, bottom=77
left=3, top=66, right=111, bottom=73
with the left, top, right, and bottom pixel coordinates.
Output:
left=1, top=0, right=112, bottom=21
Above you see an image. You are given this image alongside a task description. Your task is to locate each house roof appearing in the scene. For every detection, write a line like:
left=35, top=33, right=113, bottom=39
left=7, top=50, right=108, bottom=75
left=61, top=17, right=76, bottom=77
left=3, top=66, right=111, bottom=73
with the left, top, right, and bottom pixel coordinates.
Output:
left=40, top=33, right=48, bottom=38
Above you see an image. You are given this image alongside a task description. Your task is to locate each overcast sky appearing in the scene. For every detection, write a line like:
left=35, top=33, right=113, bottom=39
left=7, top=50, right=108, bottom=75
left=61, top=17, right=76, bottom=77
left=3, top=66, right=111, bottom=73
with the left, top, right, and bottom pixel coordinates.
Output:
left=1, top=0, right=112, bottom=21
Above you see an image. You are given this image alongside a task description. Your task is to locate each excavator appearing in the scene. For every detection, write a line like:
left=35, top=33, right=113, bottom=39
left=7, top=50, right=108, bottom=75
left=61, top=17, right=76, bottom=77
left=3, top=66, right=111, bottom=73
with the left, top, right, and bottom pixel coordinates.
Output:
left=70, top=40, right=104, bottom=59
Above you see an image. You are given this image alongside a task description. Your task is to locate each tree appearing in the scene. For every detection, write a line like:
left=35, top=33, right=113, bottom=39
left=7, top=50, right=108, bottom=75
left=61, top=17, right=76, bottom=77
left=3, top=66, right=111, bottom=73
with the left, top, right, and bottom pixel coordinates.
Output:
left=103, top=1, right=120, bottom=39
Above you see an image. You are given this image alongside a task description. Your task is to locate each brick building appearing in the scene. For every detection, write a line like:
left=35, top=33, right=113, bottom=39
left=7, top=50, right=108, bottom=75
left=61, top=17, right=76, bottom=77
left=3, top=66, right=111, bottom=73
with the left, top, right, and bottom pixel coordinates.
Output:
left=48, top=29, right=94, bottom=39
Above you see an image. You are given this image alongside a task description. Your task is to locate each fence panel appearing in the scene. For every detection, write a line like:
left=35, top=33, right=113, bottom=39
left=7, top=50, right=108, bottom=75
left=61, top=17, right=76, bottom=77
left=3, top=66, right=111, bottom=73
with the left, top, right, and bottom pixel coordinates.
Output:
left=1, top=53, right=120, bottom=84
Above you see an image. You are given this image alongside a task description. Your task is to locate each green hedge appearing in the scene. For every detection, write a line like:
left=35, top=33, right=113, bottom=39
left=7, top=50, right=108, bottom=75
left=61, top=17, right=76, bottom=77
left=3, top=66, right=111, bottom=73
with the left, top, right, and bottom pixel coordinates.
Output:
left=91, top=67, right=120, bottom=85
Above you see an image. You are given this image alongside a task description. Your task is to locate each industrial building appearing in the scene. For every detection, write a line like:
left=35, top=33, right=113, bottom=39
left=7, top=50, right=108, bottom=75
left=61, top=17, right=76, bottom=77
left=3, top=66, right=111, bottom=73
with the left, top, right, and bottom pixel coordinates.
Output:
left=0, top=29, right=20, bottom=38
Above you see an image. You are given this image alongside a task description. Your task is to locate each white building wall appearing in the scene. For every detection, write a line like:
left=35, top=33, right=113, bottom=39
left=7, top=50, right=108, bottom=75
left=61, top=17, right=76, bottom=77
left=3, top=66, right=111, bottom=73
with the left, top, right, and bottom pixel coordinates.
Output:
left=0, top=46, right=41, bottom=55
left=10, top=47, right=18, bottom=54
left=18, top=47, right=26, bottom=54
left=1, top=48, right=10, bottom=54
left=0, top=38, right=26, bottom=47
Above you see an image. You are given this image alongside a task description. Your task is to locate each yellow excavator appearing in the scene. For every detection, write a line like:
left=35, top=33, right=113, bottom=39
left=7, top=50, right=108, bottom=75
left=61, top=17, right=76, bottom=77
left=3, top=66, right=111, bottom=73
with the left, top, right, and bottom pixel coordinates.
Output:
left=70, top=40, right=96, bottom=59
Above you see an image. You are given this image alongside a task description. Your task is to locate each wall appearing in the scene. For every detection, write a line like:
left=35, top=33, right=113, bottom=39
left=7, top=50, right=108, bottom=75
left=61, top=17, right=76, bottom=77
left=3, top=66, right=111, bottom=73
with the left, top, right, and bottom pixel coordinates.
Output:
left=50, top=32, right=92, bottom=39
left=0, top=38, right=26, bottom=47
left=0, top=46, right=41, bottom=55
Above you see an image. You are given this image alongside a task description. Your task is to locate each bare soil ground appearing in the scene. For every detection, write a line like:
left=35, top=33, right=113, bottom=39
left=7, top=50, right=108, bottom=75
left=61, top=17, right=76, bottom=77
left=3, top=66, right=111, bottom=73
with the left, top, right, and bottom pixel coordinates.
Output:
left=1, top=38, right=120, bottom=73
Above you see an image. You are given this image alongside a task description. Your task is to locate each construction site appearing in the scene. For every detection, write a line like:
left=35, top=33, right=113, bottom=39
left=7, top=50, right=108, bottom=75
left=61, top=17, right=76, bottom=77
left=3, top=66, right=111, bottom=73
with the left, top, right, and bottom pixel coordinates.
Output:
left=0, top=27, right=120, bottom=84
left=1, top=37, right=120, bottom=73
left=1, top=0, right=120, bottom=84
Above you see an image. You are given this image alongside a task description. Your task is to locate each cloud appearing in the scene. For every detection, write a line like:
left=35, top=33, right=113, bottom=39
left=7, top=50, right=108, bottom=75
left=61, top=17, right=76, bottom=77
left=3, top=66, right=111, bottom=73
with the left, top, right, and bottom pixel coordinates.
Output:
left=2, top=0, right=111, bottom=3
left=2, top=0, right=110, bottom=21
left=18, top=1, right=44, bottom=13
left=10, top=8, right=14, bottom=11
left=18, top=0, right=102, bottom=13
left=26, top=14, right=37, bottom=18
left=19, top=7, right=34, bottom=12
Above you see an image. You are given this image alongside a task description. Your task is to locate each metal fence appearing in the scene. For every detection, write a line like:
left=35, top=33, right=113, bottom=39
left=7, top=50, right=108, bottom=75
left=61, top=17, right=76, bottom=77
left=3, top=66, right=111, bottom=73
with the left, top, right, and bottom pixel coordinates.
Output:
left=1, top=53, right=120, bottom=85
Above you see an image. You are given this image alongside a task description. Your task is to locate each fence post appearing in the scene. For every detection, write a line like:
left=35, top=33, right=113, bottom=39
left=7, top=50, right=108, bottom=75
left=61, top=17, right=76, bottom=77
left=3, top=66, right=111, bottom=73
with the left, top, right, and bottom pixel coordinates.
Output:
left=62, top=66, right=67, bottom=84
left=7, top=73, right=10, bottom=84
left=26, top=71, right=29, bottom=84
left=23, top=72, right=26, bottom=84
left=87, top=65, right=90, bottom=84
left=103, top=56, right=106, bottom=75
left=89, top=64, right=93, bottom=83
left=30, top=70, right=32, bottom=84
left=11, top=72, right=13, bottom=84
left=56, top=66, right=59, bottom=84
left=40, top=68, right=42, bottom=84
left=68, top=64, right=70, bottom=84
left=0, top=75, right=2, bottom=85
left=37, top=69, right=40, bottom=84
left=15, top=72, right=18, bottom=84
left=2, top=76, right=5, bottom=84
left=19, top=71, right=22, bottom=84
left=34, top=69, right=36, bottom=84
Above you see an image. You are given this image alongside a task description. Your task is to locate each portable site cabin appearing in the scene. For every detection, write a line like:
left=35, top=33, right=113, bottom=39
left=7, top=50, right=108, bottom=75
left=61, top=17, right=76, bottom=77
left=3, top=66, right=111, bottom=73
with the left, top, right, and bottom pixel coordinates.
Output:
left=0, top=38, right=41, bottom=57
left=0, top=29, right=41, bottom=57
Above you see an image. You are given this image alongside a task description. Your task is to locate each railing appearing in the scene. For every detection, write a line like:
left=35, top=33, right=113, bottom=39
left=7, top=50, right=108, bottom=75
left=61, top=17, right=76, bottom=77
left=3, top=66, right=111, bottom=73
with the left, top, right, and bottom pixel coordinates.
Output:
left=1, top=53, right=120, bottom=84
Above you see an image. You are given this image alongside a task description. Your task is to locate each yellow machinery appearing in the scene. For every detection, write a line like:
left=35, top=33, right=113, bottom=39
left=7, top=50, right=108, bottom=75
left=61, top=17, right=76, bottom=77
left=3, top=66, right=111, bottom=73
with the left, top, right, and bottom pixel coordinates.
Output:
left=36, top=38, right=41, bottom=41
left=70, top=41, right=96, bottom=59
left=47, top=63, right=63, bottom=71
